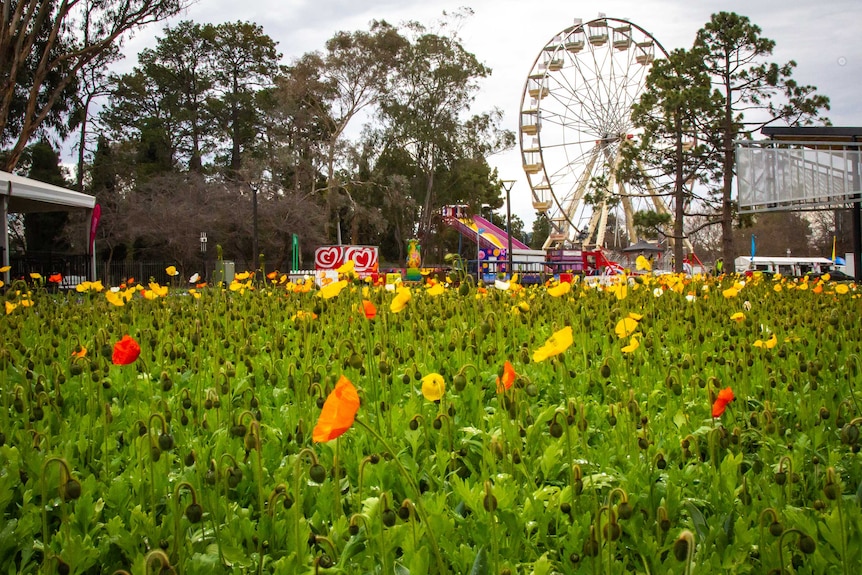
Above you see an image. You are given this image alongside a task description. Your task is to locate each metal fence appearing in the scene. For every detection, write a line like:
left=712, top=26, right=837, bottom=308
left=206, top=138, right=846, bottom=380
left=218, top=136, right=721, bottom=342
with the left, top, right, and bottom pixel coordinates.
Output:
left=736, top=139, right=862, bottom=213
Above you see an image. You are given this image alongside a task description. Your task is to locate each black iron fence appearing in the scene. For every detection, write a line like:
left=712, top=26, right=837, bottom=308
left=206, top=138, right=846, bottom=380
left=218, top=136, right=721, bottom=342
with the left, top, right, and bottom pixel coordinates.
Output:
left=5, top=252, right=180, bottom=288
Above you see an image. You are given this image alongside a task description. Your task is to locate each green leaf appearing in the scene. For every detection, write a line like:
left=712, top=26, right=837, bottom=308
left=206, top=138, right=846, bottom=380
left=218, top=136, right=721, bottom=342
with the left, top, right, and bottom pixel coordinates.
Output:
left=684, top=500, right=708, bottom=540
left=530, top=553, right=553, bottom=575
left=673, top=410, right=689, bottom=430
left=469, top=546, right=488, bottom=575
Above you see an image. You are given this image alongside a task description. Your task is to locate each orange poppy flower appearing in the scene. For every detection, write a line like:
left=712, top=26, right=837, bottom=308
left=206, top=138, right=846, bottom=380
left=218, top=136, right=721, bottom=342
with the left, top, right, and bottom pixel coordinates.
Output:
left=112, top=335, right=141, bottom=365
left=712, top=386, right=734, bottom=418
left=496, top=361, right=517, bottom=393
left=48, top=273, right=63, bottom=284
left=313, top=375, right=360, bottom=442
left=71, top=346, right=87, bottom=359
left=361, top=299, right=377, bottom=320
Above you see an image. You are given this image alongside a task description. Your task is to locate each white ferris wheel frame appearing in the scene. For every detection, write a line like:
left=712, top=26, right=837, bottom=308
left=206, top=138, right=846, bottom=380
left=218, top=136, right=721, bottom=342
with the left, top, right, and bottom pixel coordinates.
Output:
left=519, top=17, right=671, bottom=250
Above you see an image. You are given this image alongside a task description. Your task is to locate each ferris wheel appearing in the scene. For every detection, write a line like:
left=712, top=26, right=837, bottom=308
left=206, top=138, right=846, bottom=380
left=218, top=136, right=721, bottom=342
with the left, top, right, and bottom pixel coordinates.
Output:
left=519, top=16, right=672, bottom=250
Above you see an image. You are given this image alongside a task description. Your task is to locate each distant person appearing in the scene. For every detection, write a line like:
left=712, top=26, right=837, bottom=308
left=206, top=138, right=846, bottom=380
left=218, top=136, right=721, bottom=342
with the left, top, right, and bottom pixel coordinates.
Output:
left=715, top=258, right=724, bottom=275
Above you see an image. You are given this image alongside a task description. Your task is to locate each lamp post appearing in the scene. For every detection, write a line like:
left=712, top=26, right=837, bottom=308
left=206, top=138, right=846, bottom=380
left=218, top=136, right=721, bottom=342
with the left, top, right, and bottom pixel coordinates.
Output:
left=501, top=180, right=516, bottom=278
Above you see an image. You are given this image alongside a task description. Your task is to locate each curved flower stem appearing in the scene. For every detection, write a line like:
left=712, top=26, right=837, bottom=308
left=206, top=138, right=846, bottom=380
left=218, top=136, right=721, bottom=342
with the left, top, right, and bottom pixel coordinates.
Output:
left=171, top=481, right=198, bottom=566
left=293, top=448, right=318, bottom=569
left=144, top=549, right=175, bottom=574
left=758, top=508, right=779, bottom=559
left=39, top=457, right=72, bottom=555
left=775, top=528, right=808, bottom=575
left=355, top=419, right=447, bottom=574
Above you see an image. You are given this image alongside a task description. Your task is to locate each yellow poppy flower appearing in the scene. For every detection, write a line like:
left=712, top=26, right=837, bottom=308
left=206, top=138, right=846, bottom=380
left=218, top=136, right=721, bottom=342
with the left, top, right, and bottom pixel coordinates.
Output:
left=318, top=279, right=348, bottom=299
left=421, top=373, right=446, bottom=402
left=105, top=290, right=126, bottom=306
left=0, top=265, right=10, bottom=272
left=235, top=271, right=252, bottom=281
left=628, top=312, right=643, bottom=321
left=754, top=333, right=778, bottom=349
left=636, top=255, right=652, bottom=272
left=835, top=284, right=850, bottom=295
left=730, top=312, right=745, bottom=323
left=427, top=283, right=445, bottom=296
left=548, top=281, right=571, bottom=297
left=189, top=289, right=201, bottom=299
left=165, top=265, right=179, bottom=277
left=532, top=326, right=574, bottom=362
left=722, top=287, right=739, bottom=298
left=19, top=299, right=33, bottom=308
left=29, top=272, right=42, bottom=280
left=821, top=273, right=831, bottom=282
left=615, top=317, right=638, bottom=339
left=141, top=289, right=159, bottom=300
left=5, top=301, right=17, bottom=315
left=148, top=282, right=168, bottom=297
left=390, top=287, right=411, bottom=313
left=773, top=283, right=783, bottom=292
left=621, top=336, right=639, bottom=353
left=337, top=260, right=355, bottom=277
left=609, top=281, right=628, bottom=300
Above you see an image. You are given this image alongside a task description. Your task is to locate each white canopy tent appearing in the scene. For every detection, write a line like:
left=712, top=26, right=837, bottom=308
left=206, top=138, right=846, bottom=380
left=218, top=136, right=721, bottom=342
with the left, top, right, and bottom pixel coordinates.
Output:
left=1, top=170, right=97, bottom=283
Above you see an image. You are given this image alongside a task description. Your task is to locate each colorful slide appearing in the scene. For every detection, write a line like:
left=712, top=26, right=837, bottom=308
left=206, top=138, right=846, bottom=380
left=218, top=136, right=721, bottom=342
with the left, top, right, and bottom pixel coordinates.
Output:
left=441, top=212, right=529, bottom=252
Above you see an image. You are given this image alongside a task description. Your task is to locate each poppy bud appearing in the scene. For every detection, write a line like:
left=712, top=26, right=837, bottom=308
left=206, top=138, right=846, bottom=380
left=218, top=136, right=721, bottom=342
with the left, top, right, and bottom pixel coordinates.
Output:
left=483, top=493, right=498, bottom=513
left=227, top=468, right=242, bottom=488
left=185, top=503, right=203, bottom=523
left=184, top=451, right=196, bottom=467
left=381, top=508, right=397, bottom=527
left=618, top=501, right=633, bottom=520
left=582, top=536, right=600, bottom=557
left=769, top=521, right=783, bottom=537
left=453, top=374, right=467, bottom=391
left=62, top=478, right=81, bottom=500
left=798, top=534, right=816, bottom=555
left=600, top=361, right=611, bottom=379
left=309, top=464, right=326, bottom=484
left=158, top=433, right=174, bottom=451
left=673, top=532, right=691, bottom=562
left=150, top=445, right=162, bottom=462
left=549, top=421, right=563, bottom=438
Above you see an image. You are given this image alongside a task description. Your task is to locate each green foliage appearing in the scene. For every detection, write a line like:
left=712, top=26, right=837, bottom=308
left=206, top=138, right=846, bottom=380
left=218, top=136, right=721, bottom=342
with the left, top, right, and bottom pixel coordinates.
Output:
left=693, top=12, right=830, bottom=263
left=21, top=141, right=71, bottom=253
left=2, top=273, right=862, bottom=573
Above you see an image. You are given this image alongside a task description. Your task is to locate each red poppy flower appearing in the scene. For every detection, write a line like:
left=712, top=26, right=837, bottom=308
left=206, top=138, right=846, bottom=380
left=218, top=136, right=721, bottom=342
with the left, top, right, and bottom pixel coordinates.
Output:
left=496, top=360, right=517, bottom=393
left=712, top=386, right=735, bottom=418
left=112, top=335, right=141, bottom=365
left=361, top=299, right=377, bottom=320
left=313, top=375, right=360, bottom=442
left=48, top=273, right=63, bottom=284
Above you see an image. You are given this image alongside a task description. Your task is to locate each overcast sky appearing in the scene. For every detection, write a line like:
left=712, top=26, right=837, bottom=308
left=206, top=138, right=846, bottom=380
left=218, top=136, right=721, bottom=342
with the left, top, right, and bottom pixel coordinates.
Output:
left=117, top=0, right=862, bottom=227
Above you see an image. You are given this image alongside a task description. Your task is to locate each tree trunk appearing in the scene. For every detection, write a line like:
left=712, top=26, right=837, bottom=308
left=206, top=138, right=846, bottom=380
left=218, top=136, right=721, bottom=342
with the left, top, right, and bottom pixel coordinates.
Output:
left=720, top=58, right=735, bottom=266
left=673, top=114, right=685, bottom=273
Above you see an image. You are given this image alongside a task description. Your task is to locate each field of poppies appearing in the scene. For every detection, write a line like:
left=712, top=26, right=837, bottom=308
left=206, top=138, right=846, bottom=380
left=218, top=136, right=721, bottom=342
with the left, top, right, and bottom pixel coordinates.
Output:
left=1, top=266, right=861, bottom=574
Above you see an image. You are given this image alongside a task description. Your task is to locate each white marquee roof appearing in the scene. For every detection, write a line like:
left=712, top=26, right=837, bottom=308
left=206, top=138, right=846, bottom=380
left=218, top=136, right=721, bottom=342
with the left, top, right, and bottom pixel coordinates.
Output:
left=0, top=169, right=96, bottom=212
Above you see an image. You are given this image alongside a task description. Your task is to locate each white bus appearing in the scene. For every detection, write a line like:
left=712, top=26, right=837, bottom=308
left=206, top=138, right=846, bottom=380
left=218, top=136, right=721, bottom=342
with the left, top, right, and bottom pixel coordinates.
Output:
left=734, top=256, right=836, bottom=277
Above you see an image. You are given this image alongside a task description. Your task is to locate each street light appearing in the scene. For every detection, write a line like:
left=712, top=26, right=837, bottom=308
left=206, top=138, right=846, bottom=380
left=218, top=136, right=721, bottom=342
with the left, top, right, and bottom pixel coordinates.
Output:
left=501, top=180, right=516, bottom=278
